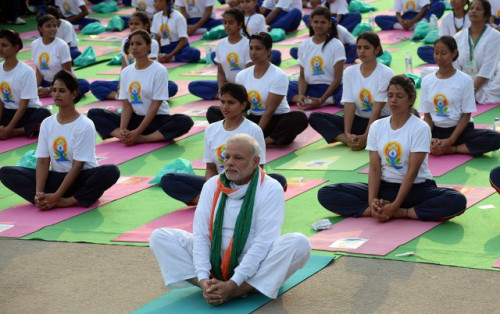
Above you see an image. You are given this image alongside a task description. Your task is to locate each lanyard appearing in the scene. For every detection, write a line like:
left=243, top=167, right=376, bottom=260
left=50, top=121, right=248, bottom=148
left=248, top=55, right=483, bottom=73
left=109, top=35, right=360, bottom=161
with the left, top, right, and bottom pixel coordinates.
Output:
left=468, top=26, right=486, bottom=61
left=453, top=13, right=465, bottom=33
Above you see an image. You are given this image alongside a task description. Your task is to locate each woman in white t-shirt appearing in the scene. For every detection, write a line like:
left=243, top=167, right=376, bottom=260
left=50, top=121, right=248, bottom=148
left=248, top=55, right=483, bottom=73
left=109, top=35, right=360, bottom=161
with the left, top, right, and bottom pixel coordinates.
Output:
left=45, top=5, right=82, bottom=60
left=188, top=8, right=252, bottom=100
left=287, top=7, right=345, bottom=109
left=207, top=32, right=308, bottom=146
left=32, top=14, right=90, bottom=98
left=259, top=0, right=302, bottom=32
left=454, top=0, right=500, bottom=104
left=375, top=0, right=445, bottom=30
left=89, top=11, right=178, bottom=101
left=175, top=0, right=222, bottom=35
left=318, top=75, right=467, bottom=221
left=0, top=70, right=120, bottom=210
left=420, top=36, right=500, bottom=155
left=161, top=82, right=286, bottom=205
left=55, top=0, right=100, bottom=29
left=0, top=29, right=51, bottom=140
left=152, top=0, right=201, bottom=63
left=309, top=32, right=393, bottom=151
left=489, top=0, right=500, bottom=30
left=88, top=30, right=193, bottom=146
left=417, top=0, right=470, bottom=64
left=132, top=0, right=157, bottom=19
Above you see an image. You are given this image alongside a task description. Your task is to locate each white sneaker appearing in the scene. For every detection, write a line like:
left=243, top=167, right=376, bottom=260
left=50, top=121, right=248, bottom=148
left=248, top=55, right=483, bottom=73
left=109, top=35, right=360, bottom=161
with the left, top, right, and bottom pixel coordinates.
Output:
left=14, top=17, right=26, bottom=25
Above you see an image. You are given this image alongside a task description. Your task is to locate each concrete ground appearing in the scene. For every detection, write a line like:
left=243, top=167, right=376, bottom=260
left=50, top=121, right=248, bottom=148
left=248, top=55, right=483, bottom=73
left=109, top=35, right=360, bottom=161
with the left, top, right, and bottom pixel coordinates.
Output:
left=2, top=238, right=500, bottom=313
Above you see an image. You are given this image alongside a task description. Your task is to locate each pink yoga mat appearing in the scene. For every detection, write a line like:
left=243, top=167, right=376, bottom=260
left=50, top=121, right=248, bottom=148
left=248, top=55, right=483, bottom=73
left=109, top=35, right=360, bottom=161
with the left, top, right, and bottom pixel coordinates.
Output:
left=378, top=29, right=414, bottom=45
left=169, top=99, right=218, bottom=117
left=112, top=178, right=327, bottom=243
left=95, top=121, right=207, bottom=165
left=76, top=99, right=122, bottom=114
left=473, top=103, right=499, bottom=117
left=99, top=62, right=185, bottom=75
left=20, top=30, right=40, bottom=41
left=0, top=137, right=37, bottom=154
left=0, top=176, right=153, bottom=238
left=181, top=65, right=218, bottom=77
left=191, top=125, right=323, bottom=169
left=289, top=104, right=343, bottom=116
left=83, top=29, right=131, bottom=42
left=359, top=154, right=474, bottom=177
left=310, top=185, right=495, bottom=255
left=40, top=97, right=54, bottom=107
left=493, top=258, right=500, bottom=268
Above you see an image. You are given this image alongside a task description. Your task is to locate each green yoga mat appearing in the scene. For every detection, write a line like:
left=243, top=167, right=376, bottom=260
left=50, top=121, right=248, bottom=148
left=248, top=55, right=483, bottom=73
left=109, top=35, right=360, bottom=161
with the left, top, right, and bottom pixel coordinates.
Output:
left=276, top=142, right=369, bottom=171
left=132, top=255, right=333, bottom=314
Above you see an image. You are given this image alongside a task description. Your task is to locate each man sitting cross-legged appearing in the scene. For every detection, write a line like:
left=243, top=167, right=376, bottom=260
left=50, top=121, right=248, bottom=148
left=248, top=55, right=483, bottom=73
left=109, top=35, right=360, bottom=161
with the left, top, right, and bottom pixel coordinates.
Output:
left=150, top=133, right=311, bottom=304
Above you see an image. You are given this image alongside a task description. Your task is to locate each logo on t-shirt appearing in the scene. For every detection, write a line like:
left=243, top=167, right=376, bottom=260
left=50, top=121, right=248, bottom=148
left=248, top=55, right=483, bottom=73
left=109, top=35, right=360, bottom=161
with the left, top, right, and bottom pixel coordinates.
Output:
left=404, top=0, right=416, bottom=12
left=0, top=81, right=15, bottom=103
left=384, top=141, right=403, bottom=170
left=227, top=52, right=241, bottom=71
left=128, top=81, right=143, bottom=105
left=137, top=1, right=147, bottom=11
left=310, top=56, right=325, bottom=76
left=187, top=0, right=196, bottom=10
left=433, top=94, right=450, bottom=117
left=160, top=24, right=170, bottom=39
left=53, top=136, right=70, bottom=162
left=127, top=52, right=135, bottom=65
left=248, top=90, right=264, bottom=112
left=62, top=2, right=73, bottom=15
left=359, top=88, right=373, bottom=112
left=216, top=143, right=226, bottom=170
left=39, top=52, right=50, bottom=70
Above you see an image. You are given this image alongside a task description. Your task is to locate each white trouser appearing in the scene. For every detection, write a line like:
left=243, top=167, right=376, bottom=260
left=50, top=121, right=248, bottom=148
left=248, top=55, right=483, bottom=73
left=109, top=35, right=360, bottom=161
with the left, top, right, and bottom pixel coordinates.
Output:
left=150, top=228, right=311, bottom=299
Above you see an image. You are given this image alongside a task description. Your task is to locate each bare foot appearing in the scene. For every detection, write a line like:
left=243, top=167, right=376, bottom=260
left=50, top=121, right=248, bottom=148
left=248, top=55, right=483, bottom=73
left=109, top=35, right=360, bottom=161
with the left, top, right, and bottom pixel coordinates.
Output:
left=55, top=197, right=79, bottom=208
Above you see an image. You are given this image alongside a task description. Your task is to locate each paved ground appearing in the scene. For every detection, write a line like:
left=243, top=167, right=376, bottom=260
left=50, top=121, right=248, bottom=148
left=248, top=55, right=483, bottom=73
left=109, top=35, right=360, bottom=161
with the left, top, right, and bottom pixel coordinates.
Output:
left=2, top=238, right=500, bottom=313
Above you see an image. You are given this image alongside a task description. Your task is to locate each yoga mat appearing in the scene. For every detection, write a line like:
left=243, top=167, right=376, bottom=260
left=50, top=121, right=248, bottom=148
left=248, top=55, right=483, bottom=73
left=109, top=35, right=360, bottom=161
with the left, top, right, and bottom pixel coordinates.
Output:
left=99, top=62, right=186, bottom=75
left=112, top=178, right=327, bottom=243
left=275, top=33, right=309, bottom=46
left=132, top=254, right=333, bottom=314
left=288, top=105, right=343, bottom=116
left=19, top=30, right=39, bottom=41
left=169, top=99, right=218, bottom=117
left=0, top=176, right=153, bottom=238
left=358, top=154, right=473, bottom=177
left=0, top=137, right=37, bottom=154
left=96, top=120, right=208, bottom=165
left=83, top=29, right=131, bottom=42
left=116, top=7, right=136, bottom=15
left=191, top=126, right=323, bottom=169
left=378, top=29, right=414, bottom=45
left=276, top=142, right=369, bottom=171
left=493, top=258, right=500, bottom=268
left=473, top=103, right=499, bottom=117
left=76, top=99, right=122, bottom=114
left=40, top=97, right=54, bottom=107
left=275, top=46, right=293, bottom=61
left=310, top=184, right=494, bottom=256
left=181, top=65, right=218, bottom=77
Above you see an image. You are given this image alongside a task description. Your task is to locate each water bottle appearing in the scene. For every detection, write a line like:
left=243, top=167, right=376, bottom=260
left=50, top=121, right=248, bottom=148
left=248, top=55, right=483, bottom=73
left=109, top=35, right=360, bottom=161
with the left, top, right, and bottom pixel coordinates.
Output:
left=205, top=44, right=214, bottom=65
left=494, top=117, right=500, bottom=132
left=429, top=14, right=438, bottom=30
left=405, top=51, right=413, bottom=74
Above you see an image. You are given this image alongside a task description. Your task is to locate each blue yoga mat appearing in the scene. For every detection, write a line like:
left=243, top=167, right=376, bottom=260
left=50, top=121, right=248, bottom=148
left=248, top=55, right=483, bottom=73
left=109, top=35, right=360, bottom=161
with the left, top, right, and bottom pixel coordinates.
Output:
left=133, top=254, right=333, bottom=313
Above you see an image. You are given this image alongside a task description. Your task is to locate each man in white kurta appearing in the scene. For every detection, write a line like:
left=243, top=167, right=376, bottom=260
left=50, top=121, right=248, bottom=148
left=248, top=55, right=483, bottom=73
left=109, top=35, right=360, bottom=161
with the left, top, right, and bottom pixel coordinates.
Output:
left=150, top=134, right=311, bottom=304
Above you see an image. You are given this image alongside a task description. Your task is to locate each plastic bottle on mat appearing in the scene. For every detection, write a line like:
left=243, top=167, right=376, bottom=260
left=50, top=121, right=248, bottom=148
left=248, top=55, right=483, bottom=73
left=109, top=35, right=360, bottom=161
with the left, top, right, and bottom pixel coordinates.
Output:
left=405, top=51, right=413, bottom=74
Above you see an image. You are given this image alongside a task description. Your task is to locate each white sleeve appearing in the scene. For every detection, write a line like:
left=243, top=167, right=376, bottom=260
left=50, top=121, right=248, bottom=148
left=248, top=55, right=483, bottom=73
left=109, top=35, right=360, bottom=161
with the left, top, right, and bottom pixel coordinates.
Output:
left=410, top=121, right=431, bottom=153
left=297, top=41, right=306, bottom=68
left=202, top=125, right=215, bottom=163
left=174, top=0, right=185, bottom=8
left=176, top=15, right=189, bottom=39
left=460, top=75, right=476, bottom=113
left=331, top=40, right=346, bottom=64
left=269, top=68, right=288, bottom=96
left=72, top=121, right=97, bottom=163
left=35, top=119, right=50, bottom=158
left=118, top=69, right=128, bottom=100
left=59, top=41, right=72, bottom=64
left=393, top=0, right=404, bottom=12
left=374, top=67, right=393, bottom=103
left=366, top=120, right=379, bottom=151
left=418, top=76, right=432, bottom=113
left=230, top=181, right=284, bottom=285
left=477, top=29, right=500, bottom=79
left=20, top=66, right=39, bottom=100
left=152, top=66, right=170, bottom=100
left=340, top=67, right=354, bottom=103
left=149, top=41, right=159, bottom=59
left=193, top=177, right=218, bottom=281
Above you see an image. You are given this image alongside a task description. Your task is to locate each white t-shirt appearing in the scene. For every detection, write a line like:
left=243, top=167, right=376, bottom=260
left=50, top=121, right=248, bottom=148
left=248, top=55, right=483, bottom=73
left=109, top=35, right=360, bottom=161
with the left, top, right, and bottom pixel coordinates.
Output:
left=235, top=64, right=290, bottom=115
left=36, top=114, right=98, bottom=172
left=419, top=70, right=475, bottom=128
left=276, top=0, right=302, bottom=12
left=298, top=37, right=346, bottom=85
left=174, top=0, right=216, bottom=19
left=132, top=0, right=157, bottom=19
left=215, top=37, right=251, bottom=82
left=439, top=12, right=470, bottom=36
left=118, top=61, right=170, bottom=115
left=261, top=0, right=277, bottom=10
left=152, top=10, right=188, bottom=45
left=244, top=14, right=267, bottom=35
left=329, top=0, right=348, bottom=15
left=57, top=19, right=79, bottom=47
left=0, top=61, right=41, bottom=109
left=203, top=118, right=266, bottom=172
left=337, top=24, right=356, bottom=45
left=31, top=37, right=72, bottom=83
left=341, top=63, right=393, bottom=118
left=393, top=0, right=430, bottom=13
left=491, top=0, right=500, bottom=19
left=121, top=37, right=159, bottom=66
left=367, top=115, right=432, bottom=184
left=55, top=0, right=84, bottom=18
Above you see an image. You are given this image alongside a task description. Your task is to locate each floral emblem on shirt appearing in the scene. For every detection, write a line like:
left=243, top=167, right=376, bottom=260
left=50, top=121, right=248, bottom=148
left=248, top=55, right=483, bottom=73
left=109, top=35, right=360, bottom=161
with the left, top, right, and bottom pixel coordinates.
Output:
left=227, top=52, right=241, bottom=71
left=127, top=52, right=135, bottom=65
left=53, top=136, right=70, bottom=162
left=433, top=93, right=450, bottom=117
left=310, top=56, right=324, bottom=76
left=0, top=81, right=14, bottom=103
left=405, top=0, right=417, bottom=12
left=384, top=141, right=403, bottom=170
left=128, top=81, right=143, bottom=105
left=39, top=52, right=50, bottom=70
left=216, top=143, right=226, bottom=170
left=359, top=88, right=373, bottom=112
left=160, top=24, right=170, bottom=39
left=62, top=2, right=73, bottom=15
left=137, top=1, right=147, bottom=11
left=187, top=0, right=196, bottom=10
left=247, top=89, right=264, bottom=112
